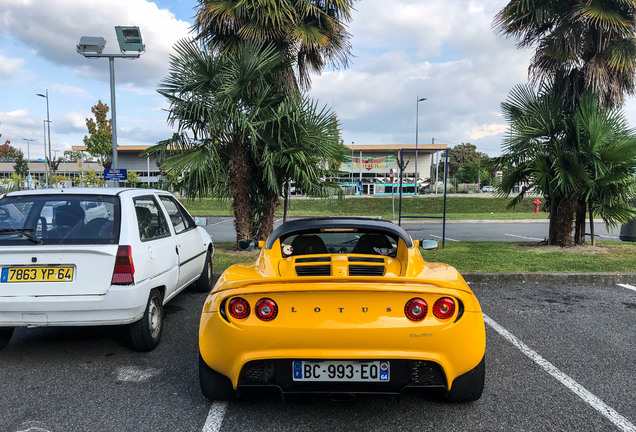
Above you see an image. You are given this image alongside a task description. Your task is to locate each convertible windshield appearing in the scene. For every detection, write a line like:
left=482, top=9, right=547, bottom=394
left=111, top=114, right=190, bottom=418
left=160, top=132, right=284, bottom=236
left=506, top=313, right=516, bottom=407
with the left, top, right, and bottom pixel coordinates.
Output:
left=280, top=230, right=398, bottom=257
left=0, top=194, right=120, bottom=245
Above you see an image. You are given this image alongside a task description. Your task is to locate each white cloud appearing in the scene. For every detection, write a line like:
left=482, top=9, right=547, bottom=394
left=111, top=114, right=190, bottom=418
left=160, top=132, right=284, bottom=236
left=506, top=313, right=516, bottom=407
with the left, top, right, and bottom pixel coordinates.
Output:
left=0, top=55, right=26, bottom=81
left=306, top=0, right=533, bottom=155
left=2, top=0, right=191, bottom=87
left=468, top=123, right=508, bottom=140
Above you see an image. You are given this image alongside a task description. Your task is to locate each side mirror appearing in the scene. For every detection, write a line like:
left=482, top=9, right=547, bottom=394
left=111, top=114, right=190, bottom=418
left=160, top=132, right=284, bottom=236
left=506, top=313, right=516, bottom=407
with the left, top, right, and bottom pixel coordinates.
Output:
left=194, top=216, right=207, bottom=227
left=420, top=240, right=439, bottom=251
left=238, top=239, right=256, bottom=251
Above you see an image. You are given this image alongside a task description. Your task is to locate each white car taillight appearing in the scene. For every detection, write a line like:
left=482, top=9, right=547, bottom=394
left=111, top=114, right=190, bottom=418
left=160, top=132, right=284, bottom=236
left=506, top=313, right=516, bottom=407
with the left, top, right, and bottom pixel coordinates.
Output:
left=111, top=245, right=135, bottom=285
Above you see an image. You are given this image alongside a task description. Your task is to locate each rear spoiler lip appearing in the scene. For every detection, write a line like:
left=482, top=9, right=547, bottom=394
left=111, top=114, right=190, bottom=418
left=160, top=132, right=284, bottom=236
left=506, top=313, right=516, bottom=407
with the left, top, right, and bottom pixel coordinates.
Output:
left=211, top=275, right=472, bottom=295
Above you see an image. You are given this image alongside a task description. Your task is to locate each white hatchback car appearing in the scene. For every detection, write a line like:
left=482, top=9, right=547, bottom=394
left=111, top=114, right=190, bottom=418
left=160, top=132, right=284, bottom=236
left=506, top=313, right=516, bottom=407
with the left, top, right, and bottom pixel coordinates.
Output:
left=0, top=188, right=213, bottom=351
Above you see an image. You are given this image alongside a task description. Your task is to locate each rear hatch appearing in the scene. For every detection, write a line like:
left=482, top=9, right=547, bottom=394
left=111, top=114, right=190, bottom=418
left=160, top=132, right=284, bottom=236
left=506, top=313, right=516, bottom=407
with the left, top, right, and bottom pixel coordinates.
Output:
left=0, top=193, right=121, bottom=296
left=0, top=245, right=119, bottom=296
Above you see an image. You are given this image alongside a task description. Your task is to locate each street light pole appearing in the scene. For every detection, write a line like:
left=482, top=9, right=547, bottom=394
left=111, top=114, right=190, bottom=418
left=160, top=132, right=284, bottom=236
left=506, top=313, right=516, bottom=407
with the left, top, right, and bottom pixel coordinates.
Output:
left=415, top=96, right=427, bottom=195
left=41, top=120, right=49, bottom=187
left=22, top=138, right=33, bottom=161
left=77, top=27, right=144, bottom=188
left=36, top=90, right=53, bottom=186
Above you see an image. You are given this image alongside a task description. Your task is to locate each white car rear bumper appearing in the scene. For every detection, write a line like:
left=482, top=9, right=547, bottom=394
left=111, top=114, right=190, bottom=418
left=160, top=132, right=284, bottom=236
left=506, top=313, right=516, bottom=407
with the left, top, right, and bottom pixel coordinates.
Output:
left=0, top=282, right=151, bottom=327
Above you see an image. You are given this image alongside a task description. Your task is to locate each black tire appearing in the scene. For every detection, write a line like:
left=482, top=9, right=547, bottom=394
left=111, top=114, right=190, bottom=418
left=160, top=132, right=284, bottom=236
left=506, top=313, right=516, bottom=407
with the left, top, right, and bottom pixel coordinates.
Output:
left=129, top=289, right=164, bottom=351
left=199, top=353, right=237, bottom=401
left=445, top=356, right=485, bottom=403
left=193, top=250, right=213, bottom=293
left=0, top=327, right=14, bottom=350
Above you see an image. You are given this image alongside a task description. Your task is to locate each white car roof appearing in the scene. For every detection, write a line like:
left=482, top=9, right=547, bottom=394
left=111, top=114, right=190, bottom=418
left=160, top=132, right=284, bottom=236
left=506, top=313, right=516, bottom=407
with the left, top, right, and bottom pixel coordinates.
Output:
left=2, top=188, right=172, bottom=198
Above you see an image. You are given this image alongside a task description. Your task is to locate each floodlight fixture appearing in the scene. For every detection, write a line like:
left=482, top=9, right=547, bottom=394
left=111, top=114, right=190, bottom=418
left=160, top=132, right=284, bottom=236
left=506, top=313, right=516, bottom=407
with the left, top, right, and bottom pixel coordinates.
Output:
left=76, top=36, right=107, bottom=54
left=115, top=26, right=145, bottom=53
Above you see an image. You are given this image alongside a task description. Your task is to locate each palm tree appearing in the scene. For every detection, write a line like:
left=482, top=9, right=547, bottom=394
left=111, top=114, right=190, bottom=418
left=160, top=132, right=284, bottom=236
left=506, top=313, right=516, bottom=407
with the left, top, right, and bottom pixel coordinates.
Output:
left=574, top=93, right=636, bottom=244
left=494, top=0, right=636, bottom=110
left=146, top=39, right=346, bottom=241
left=496, top=84, right=636, bottom=246
left=193, top=0, right=356, bottom=90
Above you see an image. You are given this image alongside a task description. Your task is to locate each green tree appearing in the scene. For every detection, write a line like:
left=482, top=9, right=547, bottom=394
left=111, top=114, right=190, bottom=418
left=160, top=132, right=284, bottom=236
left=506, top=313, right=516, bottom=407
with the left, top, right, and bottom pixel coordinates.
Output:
left=83, top=100, right=113, bottom=169
left=13, top=151, right=29, bottom=186
left=443, top=143, right=489, bottom=178
left=495, top=84, right=636, bottom=246
left=125, top=170, right=142, bottom=187
left=494, top=0, right=636, bottom=111
left=455, top=161, right=480, bottom=184
left=146, top=40, right=345, bottom=241
left=52, top=174, right=70, bottom=187
left=63, top=150, right=93, bottom=163
left=0, top=141, right=21, bottom=161
left=193, top=0, right=356, bottom=90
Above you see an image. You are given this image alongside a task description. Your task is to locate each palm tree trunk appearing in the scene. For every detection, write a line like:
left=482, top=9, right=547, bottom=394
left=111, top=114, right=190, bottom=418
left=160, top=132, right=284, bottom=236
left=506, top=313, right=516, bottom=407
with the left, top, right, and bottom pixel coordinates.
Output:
left=283, top=179, right=289, bottom=223
left=589, top=203, right=595, bottom=246
left=574, top=199, right=586, bottom=245
left=228, top=135, right=251, bottom=244
left=552, top=196, right=576, bottom=247
left=548, top=198, right=558, bottom=245
left=257, top=189, right=279, bottom=241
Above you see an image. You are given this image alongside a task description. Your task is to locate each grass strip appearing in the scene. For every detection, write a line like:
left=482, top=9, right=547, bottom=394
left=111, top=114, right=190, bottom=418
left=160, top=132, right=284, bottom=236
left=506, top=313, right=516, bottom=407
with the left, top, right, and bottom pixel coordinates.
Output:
left=182, top=196, right=547, bottom=220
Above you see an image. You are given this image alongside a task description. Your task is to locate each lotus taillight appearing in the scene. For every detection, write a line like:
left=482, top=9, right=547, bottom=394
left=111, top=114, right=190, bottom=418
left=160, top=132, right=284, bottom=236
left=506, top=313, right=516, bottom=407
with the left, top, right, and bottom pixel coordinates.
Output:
left=228, top=297, right=250, bottom=319
left=111, top=245, right=134, bottom=285
left=433, top=297, right=456, bottom=319
left=405, top=298, right=427, bottom=321
left=255, top=298, right=278, bottom=321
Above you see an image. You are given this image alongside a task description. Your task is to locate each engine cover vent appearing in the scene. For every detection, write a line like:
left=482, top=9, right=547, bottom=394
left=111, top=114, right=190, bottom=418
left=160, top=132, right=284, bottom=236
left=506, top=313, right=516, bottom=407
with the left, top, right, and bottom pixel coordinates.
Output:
left=295, top=265, right=331, bottom=277
left=348, top=264, right=385, bottom=276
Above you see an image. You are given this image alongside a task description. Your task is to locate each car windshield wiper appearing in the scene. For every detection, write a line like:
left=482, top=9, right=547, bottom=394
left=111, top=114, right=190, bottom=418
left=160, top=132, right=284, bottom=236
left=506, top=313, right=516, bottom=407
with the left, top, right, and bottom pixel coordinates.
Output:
left=0, top=228, right=43, bottom=245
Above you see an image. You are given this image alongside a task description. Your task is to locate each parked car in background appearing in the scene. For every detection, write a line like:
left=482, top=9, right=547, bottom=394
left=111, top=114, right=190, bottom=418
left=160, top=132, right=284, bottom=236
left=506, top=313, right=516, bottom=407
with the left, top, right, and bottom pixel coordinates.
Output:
left=480, top=185, right=494, bottom=192
left=199, top=217, right=485, bottom=402
left=0, top=188, right=213, bottom=351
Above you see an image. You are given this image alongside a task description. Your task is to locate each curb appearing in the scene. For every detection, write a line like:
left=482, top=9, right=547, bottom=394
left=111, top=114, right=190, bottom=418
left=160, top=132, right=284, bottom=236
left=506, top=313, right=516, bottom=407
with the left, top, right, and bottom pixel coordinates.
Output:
left=463, top=272, right=636, bottom=285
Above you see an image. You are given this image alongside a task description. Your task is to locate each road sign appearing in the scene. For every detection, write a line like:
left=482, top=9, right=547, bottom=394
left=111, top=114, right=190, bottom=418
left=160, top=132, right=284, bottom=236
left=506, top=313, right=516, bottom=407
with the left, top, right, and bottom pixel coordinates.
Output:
left=104, top=169, right=127, bottom=181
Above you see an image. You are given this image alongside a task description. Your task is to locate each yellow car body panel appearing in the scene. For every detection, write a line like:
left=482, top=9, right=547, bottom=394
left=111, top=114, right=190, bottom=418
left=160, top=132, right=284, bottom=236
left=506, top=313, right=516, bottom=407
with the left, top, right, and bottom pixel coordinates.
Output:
left=199, top=218, right=486, bottom=400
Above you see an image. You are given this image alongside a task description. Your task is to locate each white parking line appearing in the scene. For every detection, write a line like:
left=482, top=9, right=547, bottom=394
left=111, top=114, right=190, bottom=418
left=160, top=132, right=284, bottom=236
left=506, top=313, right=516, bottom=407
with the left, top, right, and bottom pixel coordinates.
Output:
left=208, top=219, right=233, bottom=227
left=115, top=366, right=161, bottom=382
left=617, top=284, right=636, bottom=293
left=504, top=233, right=543, bottom=241
left=202, top=401, right=228, bottom=432
left=430, top=234, right=459, bottom=242
left=483, top=313, right=636, bottom=432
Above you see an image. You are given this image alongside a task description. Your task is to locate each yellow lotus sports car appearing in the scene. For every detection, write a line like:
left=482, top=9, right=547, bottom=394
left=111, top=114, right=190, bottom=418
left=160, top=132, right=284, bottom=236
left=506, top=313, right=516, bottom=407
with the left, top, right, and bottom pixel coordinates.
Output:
left=199, top=217, right=485, bottom=401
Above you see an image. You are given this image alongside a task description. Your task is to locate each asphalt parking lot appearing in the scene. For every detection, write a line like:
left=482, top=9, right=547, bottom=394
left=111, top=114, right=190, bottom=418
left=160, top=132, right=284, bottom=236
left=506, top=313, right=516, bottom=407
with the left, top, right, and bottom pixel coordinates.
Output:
left=1, top=281, right=634, bottom=432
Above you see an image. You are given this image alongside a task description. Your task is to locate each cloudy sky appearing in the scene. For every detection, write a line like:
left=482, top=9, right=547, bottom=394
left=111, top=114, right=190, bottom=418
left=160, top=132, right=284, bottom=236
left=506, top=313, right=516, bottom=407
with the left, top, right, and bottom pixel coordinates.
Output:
left=2, top=0, right=634, bottom=161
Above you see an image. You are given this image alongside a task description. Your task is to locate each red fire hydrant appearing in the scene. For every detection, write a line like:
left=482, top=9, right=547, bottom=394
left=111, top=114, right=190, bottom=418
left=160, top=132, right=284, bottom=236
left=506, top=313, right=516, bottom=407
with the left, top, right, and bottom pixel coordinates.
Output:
left=533, top=199, right=541, bottom=214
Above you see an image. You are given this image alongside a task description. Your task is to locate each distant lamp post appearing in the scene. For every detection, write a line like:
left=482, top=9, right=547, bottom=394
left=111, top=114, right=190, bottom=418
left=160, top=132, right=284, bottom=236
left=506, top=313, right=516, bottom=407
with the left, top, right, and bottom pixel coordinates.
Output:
left=77, top=26, right=145, bottom=186
left=415, top=96, right=427, bottom=195
left=22, top=138, right=33, bottom=161
left=36, top=90, right=53, bottom=186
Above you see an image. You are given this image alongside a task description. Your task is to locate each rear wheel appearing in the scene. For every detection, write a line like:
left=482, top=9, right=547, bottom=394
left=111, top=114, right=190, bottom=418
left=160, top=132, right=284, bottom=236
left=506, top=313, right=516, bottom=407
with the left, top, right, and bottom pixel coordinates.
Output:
left=193, top=250, right=213, bottom=293
left=129, top=289, right=163, bottom=351
left=445, top=356, right=485, bottom=403
left=0, top=327, right=14, bottom=350
left=199, top=353, right=237, bottom=400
